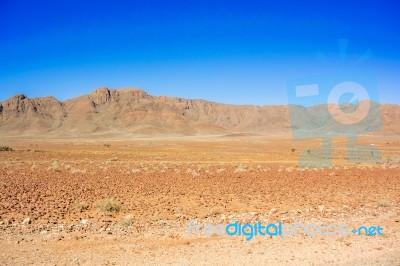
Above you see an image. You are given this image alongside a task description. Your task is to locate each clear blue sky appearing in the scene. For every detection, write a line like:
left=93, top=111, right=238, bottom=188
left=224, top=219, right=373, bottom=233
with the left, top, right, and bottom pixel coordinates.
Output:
left=0, top=0, right=399, bottom=105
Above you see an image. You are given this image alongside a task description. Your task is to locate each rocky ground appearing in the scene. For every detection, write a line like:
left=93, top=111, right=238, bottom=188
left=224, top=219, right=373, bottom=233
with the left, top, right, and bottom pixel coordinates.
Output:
left=0, top=136, right=399, bottom=265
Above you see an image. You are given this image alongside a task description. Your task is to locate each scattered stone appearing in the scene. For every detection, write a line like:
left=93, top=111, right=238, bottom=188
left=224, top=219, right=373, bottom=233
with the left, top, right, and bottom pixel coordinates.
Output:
left=22, top=217, right=31, bottom=225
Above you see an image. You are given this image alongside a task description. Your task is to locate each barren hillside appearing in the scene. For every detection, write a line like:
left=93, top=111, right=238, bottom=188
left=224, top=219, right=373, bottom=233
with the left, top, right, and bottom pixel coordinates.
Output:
left=0, top=88, right=398, bottom=137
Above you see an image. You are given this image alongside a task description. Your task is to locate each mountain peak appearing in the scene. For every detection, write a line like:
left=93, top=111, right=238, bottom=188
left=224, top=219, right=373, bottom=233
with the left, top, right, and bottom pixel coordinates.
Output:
left=0, top=93, right=32, bottom=112
left=116, top=88, right=148, bottom=96
left=91, top=87, right=110, bottom=95
left=89, top=87, right=150, bottom=105
left=90, top=87, right=112, bottom=105
left=10, top=93, right=27, bottom=101
left=3, top=93, right=29, bottom=105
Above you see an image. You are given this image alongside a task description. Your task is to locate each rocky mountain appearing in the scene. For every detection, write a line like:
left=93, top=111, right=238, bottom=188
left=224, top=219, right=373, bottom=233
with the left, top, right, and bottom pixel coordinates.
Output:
left=0, top=87, right=398, bottom=137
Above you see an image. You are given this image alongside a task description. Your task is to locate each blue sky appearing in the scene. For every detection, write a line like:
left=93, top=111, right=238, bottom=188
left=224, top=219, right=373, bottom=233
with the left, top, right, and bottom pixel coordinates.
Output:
left=0, top=0, right=399, bottom=105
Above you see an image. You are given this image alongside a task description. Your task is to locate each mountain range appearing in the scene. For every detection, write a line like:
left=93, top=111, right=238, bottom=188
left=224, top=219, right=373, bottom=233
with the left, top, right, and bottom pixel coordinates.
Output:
left=0, top=88, right=399, bottom=137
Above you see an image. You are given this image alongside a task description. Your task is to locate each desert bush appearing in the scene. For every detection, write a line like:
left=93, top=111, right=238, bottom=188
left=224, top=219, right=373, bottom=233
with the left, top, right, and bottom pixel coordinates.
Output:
left=70, top=167, right=86, bottom=174
left=383, top=157, right=400, bottom=165
left=234, top=165, right=246, bottom=173
left=75, top=201, right=90, bottom=212
left=47, top=160, right=61, bottom=172
left=131, top=168, right=141, bottom=174
left=97, top=198, right=122, bottom=213
left=376, top=198, right=390, bottom=207
left=0, top=146, right=14, bottom=152
left=120, top=214, right=134, bottom=227
left=191, top=172, right=200, bottom=177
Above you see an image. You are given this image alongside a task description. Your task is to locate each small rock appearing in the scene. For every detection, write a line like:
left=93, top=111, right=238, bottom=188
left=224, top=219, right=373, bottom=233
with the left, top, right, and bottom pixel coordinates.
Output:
left=22, top=217, right=31, bottom=225
left=81, top=219, right=89, bottom=225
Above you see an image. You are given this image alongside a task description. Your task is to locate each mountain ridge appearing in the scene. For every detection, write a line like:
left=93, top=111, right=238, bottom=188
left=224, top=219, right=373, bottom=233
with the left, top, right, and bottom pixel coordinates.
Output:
left=0, top=87, right=399, bottom=137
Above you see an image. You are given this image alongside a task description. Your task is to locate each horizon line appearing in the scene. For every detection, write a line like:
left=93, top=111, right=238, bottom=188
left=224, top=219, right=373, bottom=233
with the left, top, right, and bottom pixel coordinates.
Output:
left=1, top=87, right=398, bottom=108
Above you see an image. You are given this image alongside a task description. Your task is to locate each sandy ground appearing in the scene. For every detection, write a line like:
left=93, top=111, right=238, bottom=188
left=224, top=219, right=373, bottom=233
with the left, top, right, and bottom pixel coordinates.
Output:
left=0, top=136, right=399, bottom=265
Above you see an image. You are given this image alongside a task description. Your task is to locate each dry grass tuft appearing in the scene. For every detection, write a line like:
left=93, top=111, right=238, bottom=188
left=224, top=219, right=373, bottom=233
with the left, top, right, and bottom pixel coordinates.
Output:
left=75, top=201, right=90, bottom=212
left=120, top=214, right=134, bottom=227
left=97, top=198, right=122, bottom=213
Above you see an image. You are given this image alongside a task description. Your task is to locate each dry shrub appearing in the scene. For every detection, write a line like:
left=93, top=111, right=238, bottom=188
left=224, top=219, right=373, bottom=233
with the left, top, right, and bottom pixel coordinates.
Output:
left=0, top=146, right=14, bottom=152
left=97, top=198, right=122, bottom=213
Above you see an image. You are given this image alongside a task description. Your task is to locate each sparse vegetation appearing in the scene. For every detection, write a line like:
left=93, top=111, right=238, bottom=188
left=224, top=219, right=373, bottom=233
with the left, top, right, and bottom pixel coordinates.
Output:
left=0, top=146, right=14, bottom=152
left=0, top=138, right=399, bottom=265
left=376, top=198, right=390, bottom=207
left=75, top=201, right=90, bottom=212
left=382, top=157, right=400, bottom=165
left=47, top=160, right=61, bottom=172
left=70, top=167, right=87, bottom=174
left=216, top=168, right=225, bottom=174
left=234, top=165, right=246, bottom=173
left=131, top=168, right=141, bottom=174
left=108, top=157, right=119, bottom=162
left=97, top=198, right=122, bottom=213
left=120, top=214, right=134, bottom=227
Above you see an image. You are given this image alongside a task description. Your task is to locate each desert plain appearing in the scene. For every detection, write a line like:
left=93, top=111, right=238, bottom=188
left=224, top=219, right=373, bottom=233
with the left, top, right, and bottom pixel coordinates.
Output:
left=0, top=135, right=399, bottom=265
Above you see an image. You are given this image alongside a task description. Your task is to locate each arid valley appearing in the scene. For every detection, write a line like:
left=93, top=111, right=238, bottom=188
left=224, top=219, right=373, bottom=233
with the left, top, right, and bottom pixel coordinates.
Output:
left=0, top=134, right=399, bottom=265
left=0, top=89, right=399, bottom=265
